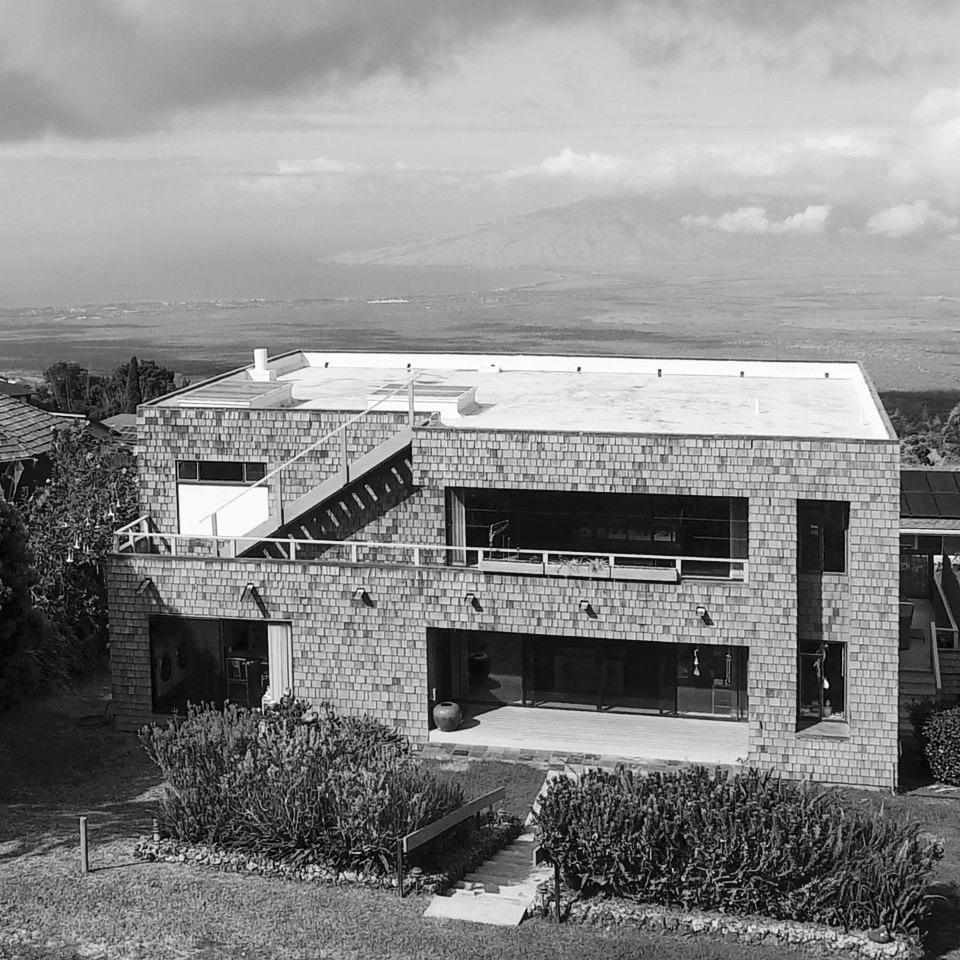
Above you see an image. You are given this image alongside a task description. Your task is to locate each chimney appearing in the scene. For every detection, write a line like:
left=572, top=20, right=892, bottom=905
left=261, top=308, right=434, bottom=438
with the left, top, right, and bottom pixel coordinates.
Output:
left=250, top=348, right=276, bottom=382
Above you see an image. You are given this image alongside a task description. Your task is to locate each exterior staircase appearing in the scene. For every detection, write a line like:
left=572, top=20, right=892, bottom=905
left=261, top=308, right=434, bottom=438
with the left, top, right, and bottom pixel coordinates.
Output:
left=900, top=668, right=937, bottom=733
left=423, top=769, right=570, bottom=926
left=240, top=447, right=416, bottom=560
left=422, top=830, right=552, bottom=926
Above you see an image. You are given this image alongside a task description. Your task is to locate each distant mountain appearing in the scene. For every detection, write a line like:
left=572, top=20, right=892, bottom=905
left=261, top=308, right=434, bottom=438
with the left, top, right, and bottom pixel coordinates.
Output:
left=330, top=193, right=952, bottom=272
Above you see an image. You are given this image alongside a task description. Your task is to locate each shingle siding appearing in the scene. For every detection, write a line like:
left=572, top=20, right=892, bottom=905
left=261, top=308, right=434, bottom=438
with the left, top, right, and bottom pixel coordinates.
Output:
left=110, top=412, right=900, bottom=790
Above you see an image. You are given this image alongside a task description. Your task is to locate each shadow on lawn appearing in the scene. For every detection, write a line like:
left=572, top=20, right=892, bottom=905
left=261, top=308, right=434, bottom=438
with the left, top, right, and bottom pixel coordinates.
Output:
left=0, top=666, right=163, bottom=864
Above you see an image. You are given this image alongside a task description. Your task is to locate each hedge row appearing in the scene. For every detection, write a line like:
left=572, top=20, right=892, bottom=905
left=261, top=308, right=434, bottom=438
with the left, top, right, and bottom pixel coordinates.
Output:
left=139, top=699, right=466, bottom=874
left=535, top=766, right=941, bottom=935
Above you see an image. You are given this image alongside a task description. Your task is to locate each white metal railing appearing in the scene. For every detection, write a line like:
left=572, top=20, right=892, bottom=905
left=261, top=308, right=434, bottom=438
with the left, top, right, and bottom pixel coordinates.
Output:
left=110, top=523, right=748, bottom=582
left=933, top=567, right=960, bottom=650
left=194, top=376, right=422, bottom=536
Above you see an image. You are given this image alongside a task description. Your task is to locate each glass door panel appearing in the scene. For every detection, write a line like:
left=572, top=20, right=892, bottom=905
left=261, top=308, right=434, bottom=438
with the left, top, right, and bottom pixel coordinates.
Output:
left=677, top=644, right=735, bottom=717
left=600, top=640, right=662, bottom=713
left=529, top=635, right=599, bottom=709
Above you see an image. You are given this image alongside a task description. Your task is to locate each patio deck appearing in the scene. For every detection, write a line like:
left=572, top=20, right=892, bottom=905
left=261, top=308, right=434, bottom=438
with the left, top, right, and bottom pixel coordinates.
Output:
left=428, top=705, right=749, bottom=766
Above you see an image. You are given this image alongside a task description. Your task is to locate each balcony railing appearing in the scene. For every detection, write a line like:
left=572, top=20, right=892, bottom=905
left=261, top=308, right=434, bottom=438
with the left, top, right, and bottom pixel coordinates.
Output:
left=112, top=517, right=748, bottom=582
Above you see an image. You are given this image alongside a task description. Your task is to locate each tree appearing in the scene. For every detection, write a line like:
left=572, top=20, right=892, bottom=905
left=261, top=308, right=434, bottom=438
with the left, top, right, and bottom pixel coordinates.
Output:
left=125, top=356, right=143, bottom=412
left=0, top=500, right=34, bottom=658
left=22, top=428, right=139, bottom=672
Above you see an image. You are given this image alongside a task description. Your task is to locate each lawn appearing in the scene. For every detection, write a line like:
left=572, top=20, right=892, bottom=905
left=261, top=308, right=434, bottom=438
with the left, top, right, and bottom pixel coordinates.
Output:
left=1, top=670, right=959, bottom=959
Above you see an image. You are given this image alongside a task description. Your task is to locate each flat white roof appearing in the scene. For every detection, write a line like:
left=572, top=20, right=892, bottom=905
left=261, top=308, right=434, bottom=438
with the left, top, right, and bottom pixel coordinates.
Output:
left=158, top=351, right=894, bottom=441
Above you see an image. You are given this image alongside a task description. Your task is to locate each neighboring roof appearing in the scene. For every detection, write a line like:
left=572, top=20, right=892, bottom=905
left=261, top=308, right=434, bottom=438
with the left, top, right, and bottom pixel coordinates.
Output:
left=0, top=379, right=33, bottom=399
left=101, top=413, right=138, bottom=443
left=901, top=469, right=960, bottom=522
left=155, top=351, right=894, bottom=441
left=0, top=394, right=65, bottom=462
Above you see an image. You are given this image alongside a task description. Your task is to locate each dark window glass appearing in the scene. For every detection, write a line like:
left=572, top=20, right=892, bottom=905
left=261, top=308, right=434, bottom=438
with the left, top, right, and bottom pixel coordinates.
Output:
left=177, top=461, right=266, bottom=484
left=456, top=489, right=749, bottom=564
left=798, top=500, right=849, bottom=573
left=797, top=640, right=846, bottom=726
left=150, top=616, right=269, bottom=714
left=197, top=461, right=245, bottom=483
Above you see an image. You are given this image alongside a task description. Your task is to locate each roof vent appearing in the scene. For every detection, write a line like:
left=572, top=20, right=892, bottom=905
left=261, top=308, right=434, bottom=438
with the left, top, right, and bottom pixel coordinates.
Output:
left=250, top=348, right=276, bottom=383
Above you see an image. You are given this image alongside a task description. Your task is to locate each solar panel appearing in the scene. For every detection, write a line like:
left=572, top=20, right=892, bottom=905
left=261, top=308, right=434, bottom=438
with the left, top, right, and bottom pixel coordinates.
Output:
left=900, top=471, right=929, bottom=492
left=934, top=492, right=960, bottom=518
left=928, top=472, right=960, bottom=494
left=905, top=492, right=940, bottom=517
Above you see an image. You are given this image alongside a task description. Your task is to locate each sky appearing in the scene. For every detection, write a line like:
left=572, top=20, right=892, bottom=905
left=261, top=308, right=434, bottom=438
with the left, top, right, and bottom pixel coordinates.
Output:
left=2, top=0, right=960, bottom=306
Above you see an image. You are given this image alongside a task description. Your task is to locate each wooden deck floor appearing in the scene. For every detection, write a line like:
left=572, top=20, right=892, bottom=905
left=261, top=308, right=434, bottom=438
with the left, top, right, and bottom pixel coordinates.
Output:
left=428, top=705, right=749, bottom=766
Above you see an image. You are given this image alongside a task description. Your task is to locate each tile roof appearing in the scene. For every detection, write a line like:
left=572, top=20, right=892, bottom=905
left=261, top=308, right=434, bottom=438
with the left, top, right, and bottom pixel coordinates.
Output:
left=0, top=395, right=66, bottom=462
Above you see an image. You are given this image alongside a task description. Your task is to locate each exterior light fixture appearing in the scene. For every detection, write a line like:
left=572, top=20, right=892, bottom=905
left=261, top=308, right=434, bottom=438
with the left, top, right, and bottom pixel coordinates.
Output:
left=464, top=592, right=479, bottom=609
left=353, top=587, right=372, bottom=605
left=696, top=605, right=712, bottom=625
left=136, top=576, right=155, bottom=596
left=239, top=582, right=259, bottom=603
left=578, top=599, right=597, bottom=618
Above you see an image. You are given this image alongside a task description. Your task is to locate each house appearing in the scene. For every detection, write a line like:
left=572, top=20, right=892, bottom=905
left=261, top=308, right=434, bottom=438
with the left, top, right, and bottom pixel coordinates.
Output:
left=106, top=350, right=903, bottom=789
left=0, top=393, right=74, bottom=499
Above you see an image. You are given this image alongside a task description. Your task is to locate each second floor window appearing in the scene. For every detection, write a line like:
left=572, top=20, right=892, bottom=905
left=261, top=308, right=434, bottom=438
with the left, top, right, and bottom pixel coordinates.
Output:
left=177, top=461, right=266, bottom=484
left=797, top=500, right=848, bottom=574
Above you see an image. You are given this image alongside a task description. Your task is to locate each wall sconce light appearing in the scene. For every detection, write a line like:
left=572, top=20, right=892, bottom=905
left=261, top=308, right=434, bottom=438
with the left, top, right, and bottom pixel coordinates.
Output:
left=240, top=582, right=259, bottom=603
left=464, top=592, right=480, bottom=610
left=136, top=576, right=154, bottom=595
left=578, top=599, right=597, bottom=618
left=353, top=586, right=372, bottom=606
left=696, top=604, right=712, bottom=625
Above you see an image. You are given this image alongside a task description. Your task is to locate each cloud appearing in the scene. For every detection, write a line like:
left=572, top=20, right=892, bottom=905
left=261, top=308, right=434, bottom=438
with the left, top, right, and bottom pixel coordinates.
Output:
left=500, top=148, right=628, bottom=182
left=890, top=82, right=960, bottom=204
left=0, top=0, right=629, bottom=141
left=620, top=0, right=959, bottom=77
left=1, top=0, right=957, bottom=142
left=681, top=204, right=832, bottom=235
left=864, top=199, right=958, bottom=237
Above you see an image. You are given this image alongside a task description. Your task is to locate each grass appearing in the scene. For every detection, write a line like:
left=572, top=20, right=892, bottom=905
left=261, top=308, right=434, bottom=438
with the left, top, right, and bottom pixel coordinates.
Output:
left=1, top=669, right=957, bottom=959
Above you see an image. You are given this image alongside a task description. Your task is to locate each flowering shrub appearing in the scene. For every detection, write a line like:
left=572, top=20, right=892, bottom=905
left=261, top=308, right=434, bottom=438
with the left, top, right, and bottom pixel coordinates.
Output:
left=924, top=707, right=960, bottom=786
left=535, top=766, right=941, bottom=935
left=140, top=701, right=465, bottom=873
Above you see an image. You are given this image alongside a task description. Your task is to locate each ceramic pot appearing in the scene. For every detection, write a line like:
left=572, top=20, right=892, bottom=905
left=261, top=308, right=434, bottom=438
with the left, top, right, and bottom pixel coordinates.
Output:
left=468, top=651, right=491, bottom=682
left=433, top=701, right=462, bottom=732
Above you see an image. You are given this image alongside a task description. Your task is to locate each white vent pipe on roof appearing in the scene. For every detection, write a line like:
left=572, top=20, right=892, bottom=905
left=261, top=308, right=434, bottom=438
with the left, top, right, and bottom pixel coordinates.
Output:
left=250, top=347, right=276, bottom=382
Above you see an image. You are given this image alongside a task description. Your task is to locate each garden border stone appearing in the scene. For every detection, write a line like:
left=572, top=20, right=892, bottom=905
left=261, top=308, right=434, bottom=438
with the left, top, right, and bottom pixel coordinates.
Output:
left=530, top=885, right=920, bottom=960
left=134, top=814, right=523, bottom=897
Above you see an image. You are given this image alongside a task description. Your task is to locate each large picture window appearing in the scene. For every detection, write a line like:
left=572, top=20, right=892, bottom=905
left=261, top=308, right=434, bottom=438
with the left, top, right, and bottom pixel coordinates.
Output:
left=176, top=460, right=270, bottom=536
left=177, top=460, right=266, bottom=484
left=797, top=500, right=848, bottom=573
left=450, top=489, right=748, bottom=575
left=797, top=640, right=846, bottom=727
left=150, top=616, right=270, bottom=714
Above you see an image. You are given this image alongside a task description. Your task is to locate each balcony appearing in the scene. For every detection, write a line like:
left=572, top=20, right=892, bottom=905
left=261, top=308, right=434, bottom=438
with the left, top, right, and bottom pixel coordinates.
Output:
left=112, top=518, right=749, bottom=582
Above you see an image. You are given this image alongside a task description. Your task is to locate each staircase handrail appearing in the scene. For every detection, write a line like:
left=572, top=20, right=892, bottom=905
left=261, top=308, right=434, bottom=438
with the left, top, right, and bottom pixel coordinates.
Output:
left=934, top=562, right=960, bottom=650
left=930, top=619, right=943, bottom=694
left=194, top=375, right=421, bottom=533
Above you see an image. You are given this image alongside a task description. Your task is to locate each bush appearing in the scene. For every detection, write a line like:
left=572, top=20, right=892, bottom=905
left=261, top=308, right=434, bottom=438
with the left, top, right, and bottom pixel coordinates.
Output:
left=140, top=700, right=466, bottom=874
left=909, top=694, right=959, bottom=750
left=535, top=766, right=941, bottom=935
left=924, top=707, right=960, bottom=786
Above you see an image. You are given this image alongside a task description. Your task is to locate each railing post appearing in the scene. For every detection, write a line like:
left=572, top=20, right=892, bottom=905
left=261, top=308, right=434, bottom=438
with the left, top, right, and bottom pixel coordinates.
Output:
left=340, top=427, right=350, bottom=485
left=396, top=841, right=405, bottom=898
left=408, top=380, right=415, bottom=425
left=210, top=512, right=218, bottom=538
left=413, top=546, right=421, bottom=566
left=289, top=538, right=297, bottom=562
left=79, top=816, right=90, bottom=874
left=350, top=542, right=358, bottom=563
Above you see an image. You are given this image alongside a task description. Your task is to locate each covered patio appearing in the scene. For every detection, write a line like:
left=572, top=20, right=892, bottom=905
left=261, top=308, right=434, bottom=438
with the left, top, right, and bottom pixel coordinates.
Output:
left=428, top=704, right=749, bottom=766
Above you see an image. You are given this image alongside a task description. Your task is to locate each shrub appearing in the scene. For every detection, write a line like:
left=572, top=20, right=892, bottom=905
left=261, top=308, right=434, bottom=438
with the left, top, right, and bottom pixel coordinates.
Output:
left=140, top=701, right=466, bottom=874
left=924, top=707, right=960, bottom=786
left=535, top=766, right=941, bottom=935
left=908, top=695, right=958, bottom=747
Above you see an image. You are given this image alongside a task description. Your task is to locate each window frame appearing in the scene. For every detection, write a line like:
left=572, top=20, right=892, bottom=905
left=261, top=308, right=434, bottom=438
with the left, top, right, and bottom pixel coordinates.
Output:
left=797, top=639, right=847, bottom=728
left=797, top=499, right=849, bottom=574
left=176, top=460, right=267, bottom=485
